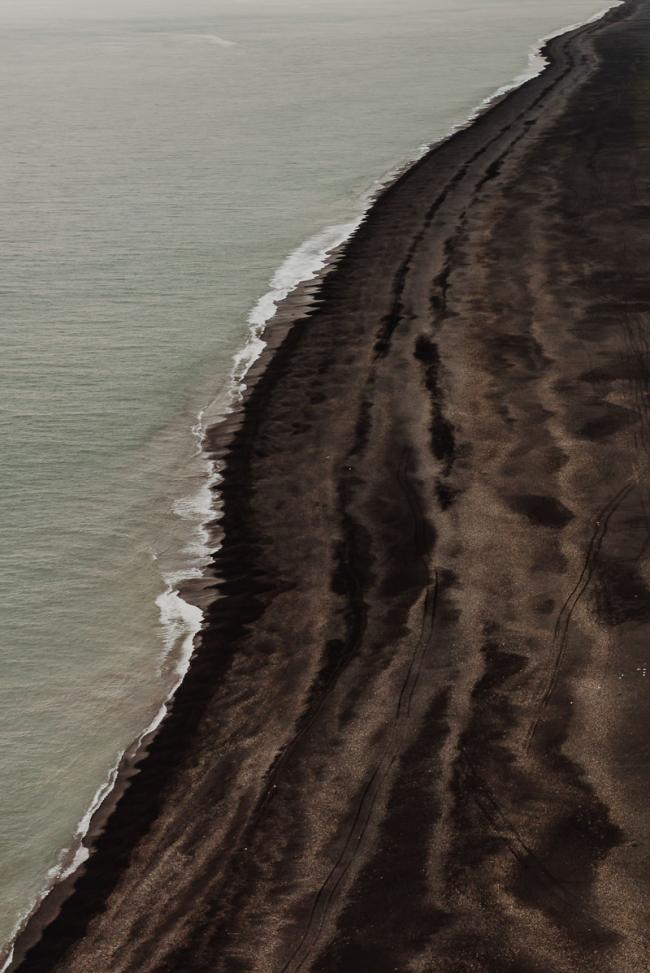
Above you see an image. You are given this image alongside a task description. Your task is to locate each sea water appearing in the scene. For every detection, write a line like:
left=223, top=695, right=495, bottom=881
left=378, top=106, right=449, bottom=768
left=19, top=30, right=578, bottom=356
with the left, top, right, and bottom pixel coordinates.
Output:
left=0, top=0, right=617, bottom=955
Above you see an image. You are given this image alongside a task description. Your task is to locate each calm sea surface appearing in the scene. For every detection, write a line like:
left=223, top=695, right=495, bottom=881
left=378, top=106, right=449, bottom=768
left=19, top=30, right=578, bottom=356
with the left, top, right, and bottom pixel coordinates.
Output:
left=0, top=0, right=614, bottom=954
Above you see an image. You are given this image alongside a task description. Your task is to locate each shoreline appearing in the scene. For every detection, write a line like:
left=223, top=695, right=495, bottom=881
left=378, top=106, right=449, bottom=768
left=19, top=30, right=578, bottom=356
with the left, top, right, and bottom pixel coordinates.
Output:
left=0, top=12, right=600, bottom=968
left=6, top=0, right=649, bottom=969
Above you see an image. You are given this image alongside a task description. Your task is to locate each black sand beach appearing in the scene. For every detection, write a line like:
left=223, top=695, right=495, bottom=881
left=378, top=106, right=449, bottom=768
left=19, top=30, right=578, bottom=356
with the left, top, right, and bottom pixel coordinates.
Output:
left=9, top=1, right=650, bottom=969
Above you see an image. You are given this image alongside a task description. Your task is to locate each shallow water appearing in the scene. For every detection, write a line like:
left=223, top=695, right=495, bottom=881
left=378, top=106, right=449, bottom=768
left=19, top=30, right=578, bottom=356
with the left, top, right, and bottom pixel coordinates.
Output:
left=0, top=0, right=616, bottom=953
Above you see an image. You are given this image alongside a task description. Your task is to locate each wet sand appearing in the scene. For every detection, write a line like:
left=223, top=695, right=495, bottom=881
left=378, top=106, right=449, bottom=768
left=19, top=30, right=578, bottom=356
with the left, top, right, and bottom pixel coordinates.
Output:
left=10, top=1, right=650, bottom=970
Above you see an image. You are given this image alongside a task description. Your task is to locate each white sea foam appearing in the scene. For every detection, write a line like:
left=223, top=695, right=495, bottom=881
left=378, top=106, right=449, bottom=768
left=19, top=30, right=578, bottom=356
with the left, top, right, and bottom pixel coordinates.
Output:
left=0, top=4, right=624, bottom=970
left=0, top=575, right=203, bottom=973
left=156, top=581, right=203, bottom=660
left=211, top=4, right=624, bottom=424
left=174, top=477, right=215, bottom=523
left=465, top=1, right=623, bottom=120
left=157, top=410, right=217, bottom=665
left=183, top=33, right=236, bottom=48
left=155, top=585, right=202, bottom=678
left=228, top=220, right=361, bottom=397
left=0, top=756, right=123, bottom=973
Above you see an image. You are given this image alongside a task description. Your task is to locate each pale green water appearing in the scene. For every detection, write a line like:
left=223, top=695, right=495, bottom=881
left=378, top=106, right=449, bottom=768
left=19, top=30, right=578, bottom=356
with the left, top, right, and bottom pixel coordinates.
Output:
left=0, top=0, right=616, bottom=956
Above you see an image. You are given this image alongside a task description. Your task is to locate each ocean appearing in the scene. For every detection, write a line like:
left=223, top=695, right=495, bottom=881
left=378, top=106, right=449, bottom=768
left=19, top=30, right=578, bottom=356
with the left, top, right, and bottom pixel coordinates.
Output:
left=0, top=0, right=617, bottom=959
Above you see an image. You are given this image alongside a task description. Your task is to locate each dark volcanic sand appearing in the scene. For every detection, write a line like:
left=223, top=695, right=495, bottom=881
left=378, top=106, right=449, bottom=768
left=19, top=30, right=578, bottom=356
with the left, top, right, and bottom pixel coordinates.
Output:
left=10, top=2, right=650, bottom=971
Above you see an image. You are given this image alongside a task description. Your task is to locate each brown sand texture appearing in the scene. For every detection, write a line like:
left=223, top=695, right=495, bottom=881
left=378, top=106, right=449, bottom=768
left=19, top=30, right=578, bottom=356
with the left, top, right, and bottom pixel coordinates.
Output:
left=10, top=1, right=650, bottom=971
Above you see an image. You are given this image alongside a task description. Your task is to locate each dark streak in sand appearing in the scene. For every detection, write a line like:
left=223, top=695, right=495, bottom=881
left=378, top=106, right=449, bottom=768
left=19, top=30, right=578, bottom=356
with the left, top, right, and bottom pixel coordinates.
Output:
left=8, top=1, right=650, bottom=970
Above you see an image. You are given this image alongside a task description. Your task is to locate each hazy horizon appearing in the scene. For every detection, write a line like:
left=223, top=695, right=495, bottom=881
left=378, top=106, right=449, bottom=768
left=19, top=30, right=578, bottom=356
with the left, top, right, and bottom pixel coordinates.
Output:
left=0, top=0, right=567, bottom=23
left=1, top=0, right=222, bottom=20
left=0, top=0, right=440, bottom=22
